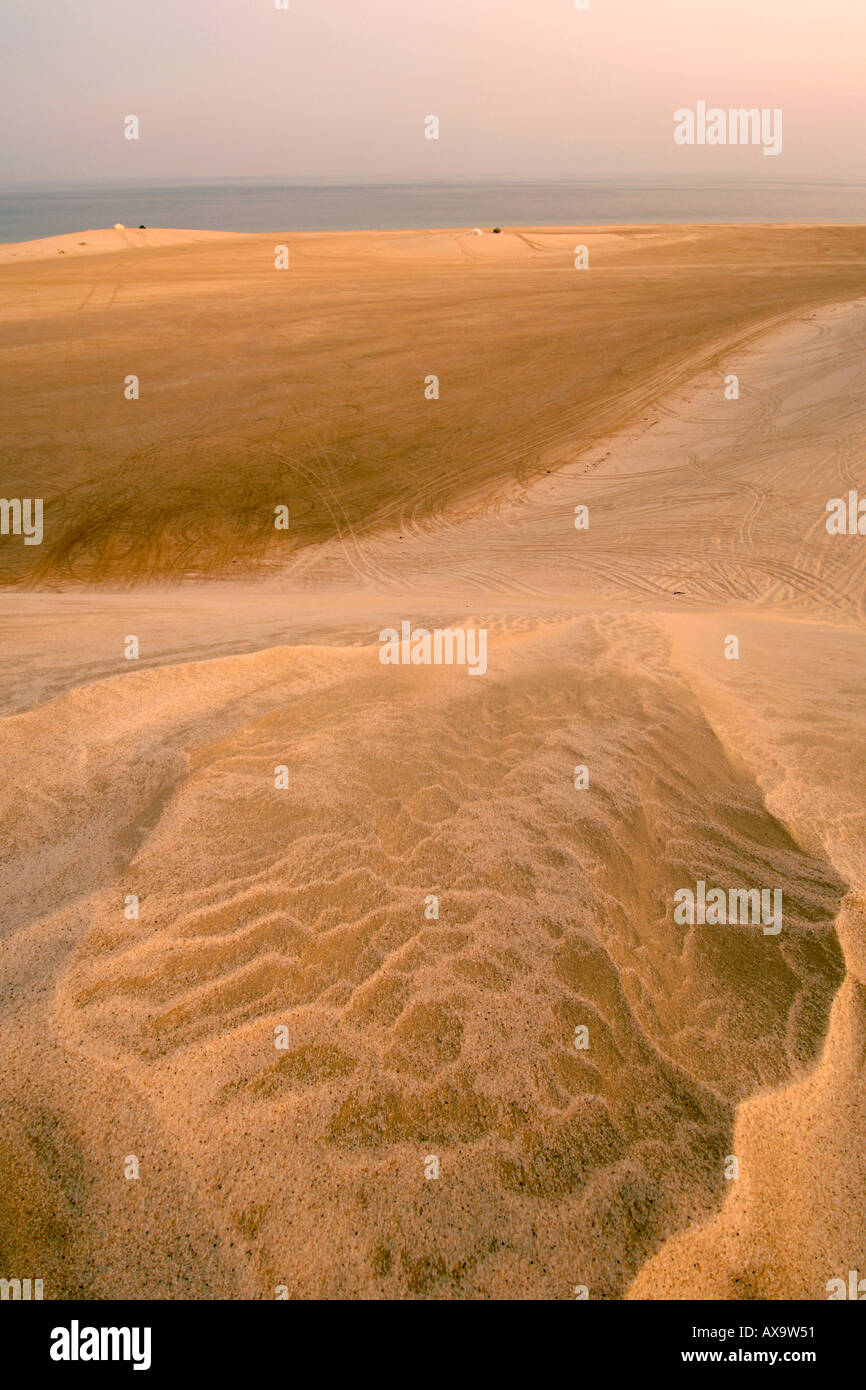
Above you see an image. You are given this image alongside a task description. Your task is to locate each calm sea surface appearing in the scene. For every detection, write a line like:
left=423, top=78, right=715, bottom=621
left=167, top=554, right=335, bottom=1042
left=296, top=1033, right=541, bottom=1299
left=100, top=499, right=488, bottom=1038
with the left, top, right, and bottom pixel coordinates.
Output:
left=1, top=180, right=865, bottom=244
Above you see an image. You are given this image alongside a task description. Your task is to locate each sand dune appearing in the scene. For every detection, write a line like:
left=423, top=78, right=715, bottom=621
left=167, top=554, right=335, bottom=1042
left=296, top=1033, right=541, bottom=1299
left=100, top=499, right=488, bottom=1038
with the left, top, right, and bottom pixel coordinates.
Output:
left=1, top=233, right=865, bottom=1298
left=2, top=223, right=866, bottom=585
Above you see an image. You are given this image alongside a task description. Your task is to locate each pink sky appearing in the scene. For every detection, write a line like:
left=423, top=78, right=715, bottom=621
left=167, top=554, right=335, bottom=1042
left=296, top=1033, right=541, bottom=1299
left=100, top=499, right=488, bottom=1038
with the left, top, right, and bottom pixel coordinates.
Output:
left=2, top=0, right=864, bottom=181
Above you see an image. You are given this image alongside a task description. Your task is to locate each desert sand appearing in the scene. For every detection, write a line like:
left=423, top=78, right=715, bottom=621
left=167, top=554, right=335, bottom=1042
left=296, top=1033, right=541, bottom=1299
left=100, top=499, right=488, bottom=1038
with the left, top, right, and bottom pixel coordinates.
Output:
left=1, top=226, right=865, bottom=1299
left=3, top=222, right=866, bottom=585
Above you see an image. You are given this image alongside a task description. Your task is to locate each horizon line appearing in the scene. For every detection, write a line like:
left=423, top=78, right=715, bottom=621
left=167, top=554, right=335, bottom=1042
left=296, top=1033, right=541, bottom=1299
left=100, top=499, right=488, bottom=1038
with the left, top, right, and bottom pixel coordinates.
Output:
left=3, top=174, right=866, bottom=190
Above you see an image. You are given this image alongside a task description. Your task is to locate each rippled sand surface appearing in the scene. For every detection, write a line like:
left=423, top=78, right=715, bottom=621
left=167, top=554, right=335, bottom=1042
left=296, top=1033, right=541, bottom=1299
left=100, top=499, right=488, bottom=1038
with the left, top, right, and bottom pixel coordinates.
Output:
left=1, top=255, right=865, bottom=1297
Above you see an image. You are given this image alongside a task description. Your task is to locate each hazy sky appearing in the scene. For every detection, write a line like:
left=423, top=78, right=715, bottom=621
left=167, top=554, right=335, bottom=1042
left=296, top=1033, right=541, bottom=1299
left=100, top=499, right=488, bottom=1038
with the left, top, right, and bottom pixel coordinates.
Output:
left=2, top=0, right=864, bottom=183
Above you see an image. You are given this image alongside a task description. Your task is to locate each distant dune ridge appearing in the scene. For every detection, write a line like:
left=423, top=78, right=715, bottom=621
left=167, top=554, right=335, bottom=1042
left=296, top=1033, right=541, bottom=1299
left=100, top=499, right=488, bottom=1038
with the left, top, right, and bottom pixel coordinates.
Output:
left=1, top=227, right=865, bottom=1299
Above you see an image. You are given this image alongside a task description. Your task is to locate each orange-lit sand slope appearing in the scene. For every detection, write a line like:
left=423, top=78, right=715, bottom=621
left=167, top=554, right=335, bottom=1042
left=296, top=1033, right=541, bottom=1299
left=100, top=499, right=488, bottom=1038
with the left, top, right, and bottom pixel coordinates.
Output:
left=1, top=239, right=865, bottom=1297
left=2, top=223, right=866, bottom=584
